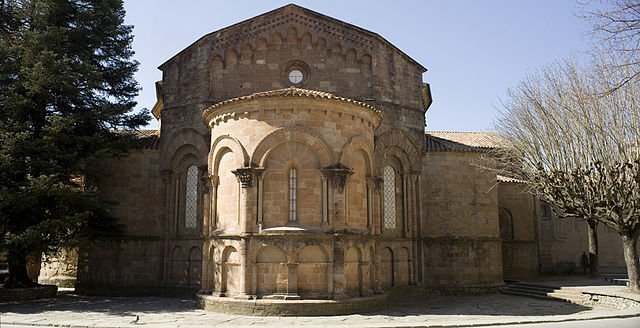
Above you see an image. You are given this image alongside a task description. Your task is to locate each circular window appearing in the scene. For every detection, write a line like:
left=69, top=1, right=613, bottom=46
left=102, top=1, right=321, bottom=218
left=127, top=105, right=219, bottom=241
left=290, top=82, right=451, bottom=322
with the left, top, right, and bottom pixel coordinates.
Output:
left=288, top=69, right=304, bottom=84
left=281, top=60, right=310, bottom=87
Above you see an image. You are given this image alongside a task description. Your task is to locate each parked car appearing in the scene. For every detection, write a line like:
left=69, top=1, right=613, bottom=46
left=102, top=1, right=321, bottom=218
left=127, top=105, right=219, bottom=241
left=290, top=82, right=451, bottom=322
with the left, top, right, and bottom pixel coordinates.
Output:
left=0, top=262, right=9, bottom=284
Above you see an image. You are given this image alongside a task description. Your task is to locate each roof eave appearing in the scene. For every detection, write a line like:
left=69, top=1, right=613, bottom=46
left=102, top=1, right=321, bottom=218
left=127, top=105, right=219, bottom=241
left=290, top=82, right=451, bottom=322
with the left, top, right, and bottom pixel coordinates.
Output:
left=158, top=3, right=427, bottom=73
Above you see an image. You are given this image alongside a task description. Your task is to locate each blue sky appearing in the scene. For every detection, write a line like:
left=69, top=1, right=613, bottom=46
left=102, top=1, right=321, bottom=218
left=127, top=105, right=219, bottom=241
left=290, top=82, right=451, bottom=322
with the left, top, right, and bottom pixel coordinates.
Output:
left=123, top=0, right=601, bottom=132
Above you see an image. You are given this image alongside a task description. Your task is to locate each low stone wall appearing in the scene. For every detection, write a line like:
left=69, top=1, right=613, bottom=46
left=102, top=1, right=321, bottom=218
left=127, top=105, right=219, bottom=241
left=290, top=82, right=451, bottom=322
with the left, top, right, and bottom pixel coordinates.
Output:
left=197, top=294, right=387, bottom=316
left=0, top=285, right=57, bottom=302
left=582, top=292, right=640, bottom=309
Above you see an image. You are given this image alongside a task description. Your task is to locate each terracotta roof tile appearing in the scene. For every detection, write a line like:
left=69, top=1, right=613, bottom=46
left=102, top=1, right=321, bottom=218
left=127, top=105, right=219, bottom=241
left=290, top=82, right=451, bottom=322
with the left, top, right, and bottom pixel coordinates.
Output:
left=497, top=175, right=527, bottom=184
left=115, top=129, right=160, bottom=150
left=203, top=87, right=382, bottom=117
left=134, top=129, right=160, bottom=150
left=424, top=131, right=502, bottom=153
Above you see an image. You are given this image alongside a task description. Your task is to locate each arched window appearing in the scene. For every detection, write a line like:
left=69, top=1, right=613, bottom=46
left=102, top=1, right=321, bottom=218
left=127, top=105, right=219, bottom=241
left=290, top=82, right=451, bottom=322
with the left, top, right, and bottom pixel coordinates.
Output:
left=185, top=165, right=199, bottom=230
left=499, top=208, right=514, bottom=241
left=383, top=166, right=396, bottom=229
left=289, top=167, right=297, bottom=222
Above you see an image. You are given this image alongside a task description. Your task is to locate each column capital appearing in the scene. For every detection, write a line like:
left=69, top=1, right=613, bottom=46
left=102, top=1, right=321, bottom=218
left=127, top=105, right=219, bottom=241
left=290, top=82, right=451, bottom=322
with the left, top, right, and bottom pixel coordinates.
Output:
left=320, top=163, right=353, bottom=192
left=366, top=176, right=382, bottom=193
left=232, top=166, right=265, bottom=188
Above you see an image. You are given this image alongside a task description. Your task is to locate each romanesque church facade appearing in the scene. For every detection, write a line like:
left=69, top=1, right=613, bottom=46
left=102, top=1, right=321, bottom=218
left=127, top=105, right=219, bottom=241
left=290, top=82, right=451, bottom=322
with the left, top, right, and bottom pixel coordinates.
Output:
left=39, top=4, right=628, bottom=300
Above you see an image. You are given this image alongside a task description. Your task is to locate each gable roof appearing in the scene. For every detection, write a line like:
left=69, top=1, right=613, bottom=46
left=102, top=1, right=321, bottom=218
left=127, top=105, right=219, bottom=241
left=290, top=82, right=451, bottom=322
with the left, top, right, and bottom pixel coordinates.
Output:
left=424, top=131, right=502, bottom=153
left=158, top=3, right=426, bottom=72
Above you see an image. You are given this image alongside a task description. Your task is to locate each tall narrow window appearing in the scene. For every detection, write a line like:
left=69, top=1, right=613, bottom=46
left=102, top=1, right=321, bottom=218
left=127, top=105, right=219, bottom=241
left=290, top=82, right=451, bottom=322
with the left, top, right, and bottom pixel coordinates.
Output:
left=185, top=165, right=198, bottom=230
left=383, top=166, right=396, bottom=229
left=289, top=167, right=297, bottom=222
left=499, top=208, right=514, bottom=241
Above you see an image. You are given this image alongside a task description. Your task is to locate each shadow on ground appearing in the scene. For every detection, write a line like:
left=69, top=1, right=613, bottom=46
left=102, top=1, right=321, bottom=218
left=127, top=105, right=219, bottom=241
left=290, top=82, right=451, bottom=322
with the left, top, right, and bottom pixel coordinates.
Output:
left=378, top=293, right=592, bottom=317
left=0, top=294, right=197, bottom=316
left=0, top=292, right=593, bottom=318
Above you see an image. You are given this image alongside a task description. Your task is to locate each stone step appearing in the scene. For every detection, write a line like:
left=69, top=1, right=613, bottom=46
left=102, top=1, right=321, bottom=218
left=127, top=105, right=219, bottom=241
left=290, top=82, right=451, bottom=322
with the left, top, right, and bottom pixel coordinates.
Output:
left=500, top=282, right=584, bottom=305
left=509, top=283, right=556, bottom=293
left=499, top=288, right=558, bottom=301
left=549, top=291, right=583, bottom=301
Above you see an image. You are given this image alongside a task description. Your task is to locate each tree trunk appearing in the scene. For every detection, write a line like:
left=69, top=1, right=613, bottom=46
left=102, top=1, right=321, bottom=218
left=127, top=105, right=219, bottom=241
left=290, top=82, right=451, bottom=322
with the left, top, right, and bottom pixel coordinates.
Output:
left=621, top=232, right=640, bottom=293
left=587, top=220, right=599, bottom=278
left=4, top=248, right=36, bottom=288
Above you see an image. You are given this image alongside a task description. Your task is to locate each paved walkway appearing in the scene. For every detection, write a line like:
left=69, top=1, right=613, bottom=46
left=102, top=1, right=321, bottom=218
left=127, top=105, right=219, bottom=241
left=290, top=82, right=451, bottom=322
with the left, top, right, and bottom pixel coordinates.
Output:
left=1, top=280, right=639, bottom=328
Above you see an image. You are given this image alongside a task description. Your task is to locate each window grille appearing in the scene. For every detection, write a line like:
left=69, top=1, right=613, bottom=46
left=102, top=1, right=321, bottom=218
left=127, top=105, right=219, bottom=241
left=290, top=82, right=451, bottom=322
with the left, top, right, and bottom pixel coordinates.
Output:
left=383, top=166, right=396, bottom=229
left=289, top=168, right=297, bottom=222
left=185, top=165, right=198, bottom=229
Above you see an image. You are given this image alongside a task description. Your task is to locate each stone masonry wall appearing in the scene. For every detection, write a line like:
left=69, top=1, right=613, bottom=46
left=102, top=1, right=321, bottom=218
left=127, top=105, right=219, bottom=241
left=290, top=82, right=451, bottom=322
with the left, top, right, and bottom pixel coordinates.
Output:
left=75, top=149, right=165, bottom=292
left=421, top=151, right=503, bottom=288
left=497, top=182, right=539, bottom=279
left=158, top=5, right=426, bottom=151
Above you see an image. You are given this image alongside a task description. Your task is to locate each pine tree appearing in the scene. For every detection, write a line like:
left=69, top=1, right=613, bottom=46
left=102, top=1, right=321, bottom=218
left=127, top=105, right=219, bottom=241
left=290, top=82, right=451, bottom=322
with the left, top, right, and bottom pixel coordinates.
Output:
left=0, top=0, right=149, bottom=287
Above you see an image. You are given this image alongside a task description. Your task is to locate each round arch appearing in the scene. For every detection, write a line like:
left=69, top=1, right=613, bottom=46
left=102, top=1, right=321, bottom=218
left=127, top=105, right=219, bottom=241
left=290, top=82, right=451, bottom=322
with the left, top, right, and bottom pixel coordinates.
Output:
left=251, top=127, right=333, bottom=167
left=374, top=129, right=421, bottom=174
left=339, top=136, right=374, bottom=174
left=209, top=135, right=248, bottom=174
left=161, top=128, right=209, bottom=171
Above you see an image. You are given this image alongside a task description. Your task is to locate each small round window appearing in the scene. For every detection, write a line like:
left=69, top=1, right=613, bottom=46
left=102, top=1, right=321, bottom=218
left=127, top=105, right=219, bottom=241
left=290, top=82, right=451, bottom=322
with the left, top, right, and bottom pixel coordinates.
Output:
left=282, top=60, right=310, bottom=87
left=288, top=69, right=304, bottom=84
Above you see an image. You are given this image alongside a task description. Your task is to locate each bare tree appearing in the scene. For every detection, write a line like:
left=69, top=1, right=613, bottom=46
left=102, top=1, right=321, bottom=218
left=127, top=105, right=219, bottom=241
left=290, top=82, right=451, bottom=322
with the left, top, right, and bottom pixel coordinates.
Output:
left=583, top=0, right=640, bottom=89
left=491, top=52, right=640, bottom=292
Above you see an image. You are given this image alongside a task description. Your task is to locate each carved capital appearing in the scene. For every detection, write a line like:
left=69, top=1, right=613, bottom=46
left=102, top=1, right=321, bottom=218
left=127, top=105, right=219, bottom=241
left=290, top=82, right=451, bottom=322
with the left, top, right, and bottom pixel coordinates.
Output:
left=366, top=176, right=382, bottom=194
left=232, top=166, right=265, bottom=188
left=320, top=163, right=353, bottom=192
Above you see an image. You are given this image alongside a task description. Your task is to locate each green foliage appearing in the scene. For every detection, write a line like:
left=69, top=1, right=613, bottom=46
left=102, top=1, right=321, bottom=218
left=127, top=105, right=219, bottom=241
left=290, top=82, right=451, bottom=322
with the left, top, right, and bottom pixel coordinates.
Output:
left=0, top=0, right=148, bottom=271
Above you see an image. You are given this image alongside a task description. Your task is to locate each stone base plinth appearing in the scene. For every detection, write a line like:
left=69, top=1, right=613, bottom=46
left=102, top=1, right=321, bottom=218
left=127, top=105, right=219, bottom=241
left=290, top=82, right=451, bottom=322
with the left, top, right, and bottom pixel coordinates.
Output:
left=197, top=293, right=387, bottom=316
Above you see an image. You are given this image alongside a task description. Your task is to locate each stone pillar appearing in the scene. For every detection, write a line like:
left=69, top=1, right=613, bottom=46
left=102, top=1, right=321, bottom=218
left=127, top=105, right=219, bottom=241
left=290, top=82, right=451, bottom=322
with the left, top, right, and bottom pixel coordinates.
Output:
left=320, top=163, right=353, bottom=231
left=235, top=238, right=249, bottom=299
left=285, top=263, right=300, bottom=299
left=232, top=166, right=264, bottom=234
left=402, top=173, right=409, bottom=238
left=199, top=165, right=210, bottom=235
left=408, top=172, right=420, bottom=285
left=366, top=177, right=381, bottom=235
left=256, top=172, right=265, bottom=231
left=374, top=247, right=383, bottom=293
left=160, top=169, right=172, bottom=283
left=173, top=173, right=181, bottom=235
left=209, top=175, right=219, bottom=232
left=321, top=174, right=329, bottom=228
left=233, top=168, right=252, bottom=234
left=360, top=261, right=372, bottom=296
left=412, top=171, right=422, bottom=284
left=332, top=239, right=347, bottom=300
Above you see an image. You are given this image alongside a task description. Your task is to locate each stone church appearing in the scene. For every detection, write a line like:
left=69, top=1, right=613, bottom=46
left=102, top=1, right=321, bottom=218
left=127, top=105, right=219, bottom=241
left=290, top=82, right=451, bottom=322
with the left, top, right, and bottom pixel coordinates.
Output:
left=38, top=4, right=628, bottom=311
